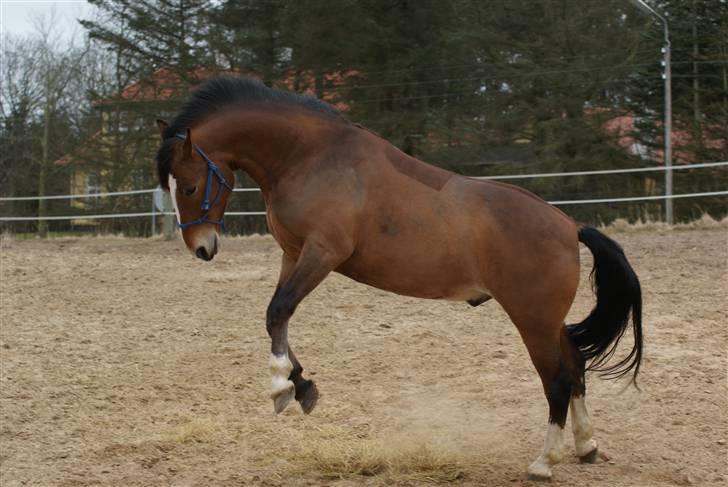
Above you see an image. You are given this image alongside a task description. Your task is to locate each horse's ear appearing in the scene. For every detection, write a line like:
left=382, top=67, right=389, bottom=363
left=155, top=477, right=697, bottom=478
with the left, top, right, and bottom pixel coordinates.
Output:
left=156, top=119, right=168, bottom=140
left=183, top=128, right=192, bottom=158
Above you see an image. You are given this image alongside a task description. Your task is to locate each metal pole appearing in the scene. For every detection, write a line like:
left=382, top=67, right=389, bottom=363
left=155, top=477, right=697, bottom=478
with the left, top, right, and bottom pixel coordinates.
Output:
left=151, top=192, right=156, bottom=236
left=628, top=0, right=673, bottom=223
left=663, top=23, right=674, bottom=224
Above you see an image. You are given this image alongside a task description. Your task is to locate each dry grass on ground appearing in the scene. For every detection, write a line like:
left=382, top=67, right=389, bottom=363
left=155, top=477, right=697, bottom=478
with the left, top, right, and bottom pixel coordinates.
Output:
left=1, top=225, right=726, bottom=486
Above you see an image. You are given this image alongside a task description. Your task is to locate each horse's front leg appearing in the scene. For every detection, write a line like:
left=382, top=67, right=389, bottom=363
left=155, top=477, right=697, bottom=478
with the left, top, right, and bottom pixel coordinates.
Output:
left=266, top=243, right=342, bottom=414
left=287, top=346, right=318, bottom=413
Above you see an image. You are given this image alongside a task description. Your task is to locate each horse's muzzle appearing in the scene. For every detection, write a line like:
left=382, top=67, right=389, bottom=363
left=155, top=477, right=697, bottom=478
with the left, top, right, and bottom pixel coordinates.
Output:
left=195, top=246, right=214, bottom=261
left=194, top=234, right=218, bottom=261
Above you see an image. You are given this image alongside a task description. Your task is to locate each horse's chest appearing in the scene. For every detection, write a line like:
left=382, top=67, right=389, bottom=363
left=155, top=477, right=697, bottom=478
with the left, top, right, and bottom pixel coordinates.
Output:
left=265, top=211, right=303, bottom=260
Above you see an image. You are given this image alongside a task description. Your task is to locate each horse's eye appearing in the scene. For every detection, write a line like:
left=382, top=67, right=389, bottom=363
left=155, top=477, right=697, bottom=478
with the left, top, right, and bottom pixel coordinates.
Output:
left=182, top=186, right=197, bottom=196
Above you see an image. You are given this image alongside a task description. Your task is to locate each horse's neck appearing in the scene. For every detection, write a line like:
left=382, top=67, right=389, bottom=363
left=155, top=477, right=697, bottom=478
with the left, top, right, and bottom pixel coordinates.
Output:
left=198, top=108, right=334, bottom=193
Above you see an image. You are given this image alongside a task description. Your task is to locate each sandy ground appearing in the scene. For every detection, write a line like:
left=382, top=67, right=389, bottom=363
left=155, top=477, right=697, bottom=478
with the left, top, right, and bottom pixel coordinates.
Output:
left=0, top=228, right=726, bottom=487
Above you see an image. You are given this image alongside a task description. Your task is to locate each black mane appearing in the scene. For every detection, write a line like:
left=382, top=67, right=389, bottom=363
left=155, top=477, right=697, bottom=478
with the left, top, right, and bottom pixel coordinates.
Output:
left=157, top=76, right=345, bottom=188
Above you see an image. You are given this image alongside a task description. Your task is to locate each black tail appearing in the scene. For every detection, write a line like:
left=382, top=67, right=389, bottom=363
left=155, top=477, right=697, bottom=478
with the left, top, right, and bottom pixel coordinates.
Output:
left=568, top=226, right=643, bottom=384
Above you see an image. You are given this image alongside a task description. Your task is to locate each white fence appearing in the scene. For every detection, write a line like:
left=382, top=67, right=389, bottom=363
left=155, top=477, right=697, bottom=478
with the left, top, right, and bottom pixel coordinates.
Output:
left=0, top=160, right=726, bottom=223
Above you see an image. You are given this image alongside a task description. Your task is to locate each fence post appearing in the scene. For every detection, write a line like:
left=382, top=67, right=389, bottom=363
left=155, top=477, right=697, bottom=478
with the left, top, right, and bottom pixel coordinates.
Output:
left=162, top=191, right=175, bottom=239
left=151, top=192, right=156, bottom=236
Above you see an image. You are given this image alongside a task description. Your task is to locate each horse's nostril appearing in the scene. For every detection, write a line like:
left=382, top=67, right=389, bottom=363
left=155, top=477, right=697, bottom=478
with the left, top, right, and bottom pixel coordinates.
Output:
left=195, top=247, right=210, bottom=260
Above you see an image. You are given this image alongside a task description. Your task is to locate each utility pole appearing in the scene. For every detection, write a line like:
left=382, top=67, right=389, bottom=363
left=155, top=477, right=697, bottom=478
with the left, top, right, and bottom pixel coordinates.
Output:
left=629, top=0, right=673, bottom=224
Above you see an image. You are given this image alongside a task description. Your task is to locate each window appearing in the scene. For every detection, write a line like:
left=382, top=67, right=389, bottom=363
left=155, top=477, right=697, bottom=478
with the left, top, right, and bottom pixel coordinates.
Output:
left=86, top=173, right=101, bottom=208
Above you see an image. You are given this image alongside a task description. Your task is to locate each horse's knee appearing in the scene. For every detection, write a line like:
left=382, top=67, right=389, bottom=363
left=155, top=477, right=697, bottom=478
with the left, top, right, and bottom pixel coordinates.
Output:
left=266, top=292, right=295, bottom=335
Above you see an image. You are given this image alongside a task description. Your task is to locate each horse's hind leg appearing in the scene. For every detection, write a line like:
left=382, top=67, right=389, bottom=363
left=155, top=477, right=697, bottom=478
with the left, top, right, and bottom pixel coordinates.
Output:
left=571, top=395, right=598, bottom=462
left=515, top=323, right=580, bottom=481
left=564, top=336, right=599, bottom=462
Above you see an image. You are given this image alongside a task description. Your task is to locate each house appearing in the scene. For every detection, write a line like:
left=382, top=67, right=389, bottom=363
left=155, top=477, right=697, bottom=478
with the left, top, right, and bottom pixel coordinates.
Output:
left=597, top=109, right=725, bottom=163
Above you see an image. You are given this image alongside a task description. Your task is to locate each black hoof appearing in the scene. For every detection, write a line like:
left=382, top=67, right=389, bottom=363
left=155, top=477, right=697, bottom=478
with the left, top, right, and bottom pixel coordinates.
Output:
left=527, top=473, right=552, bottom=482
left=579, top=448, right=599, bottom=464
left=295, top=379, right=319, bottom=415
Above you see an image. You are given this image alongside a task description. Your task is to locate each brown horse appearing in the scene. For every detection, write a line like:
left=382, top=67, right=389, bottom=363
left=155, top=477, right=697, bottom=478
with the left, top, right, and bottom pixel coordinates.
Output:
left=155, top=77, right=642, bottom=481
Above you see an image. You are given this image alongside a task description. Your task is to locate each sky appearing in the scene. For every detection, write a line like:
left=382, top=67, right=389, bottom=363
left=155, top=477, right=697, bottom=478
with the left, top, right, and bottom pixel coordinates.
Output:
left=0, top=0, right=94, bottom=44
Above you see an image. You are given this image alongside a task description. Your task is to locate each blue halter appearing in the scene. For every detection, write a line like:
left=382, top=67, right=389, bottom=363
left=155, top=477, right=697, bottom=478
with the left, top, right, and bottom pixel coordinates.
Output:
left=173, top=133, right=234, bottom=230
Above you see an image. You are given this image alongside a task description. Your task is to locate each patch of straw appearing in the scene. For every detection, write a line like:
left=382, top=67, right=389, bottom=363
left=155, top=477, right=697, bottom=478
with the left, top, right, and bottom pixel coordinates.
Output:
left=286, top=426, right=465, bottom=483
left=160, top=416, right=222, bottom=444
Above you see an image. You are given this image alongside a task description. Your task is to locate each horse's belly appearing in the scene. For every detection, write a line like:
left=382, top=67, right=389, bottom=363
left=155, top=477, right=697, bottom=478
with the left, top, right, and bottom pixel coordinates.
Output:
left=336, top=175, right=493, bottom=301
left=336, top=243, right=488, bottom=302
left=338, top=267, right=489, bottom=302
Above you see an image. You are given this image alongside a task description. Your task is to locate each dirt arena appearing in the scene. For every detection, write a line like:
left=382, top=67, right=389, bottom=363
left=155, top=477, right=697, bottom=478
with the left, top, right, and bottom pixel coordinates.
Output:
left=1, top=225, right=726, bottom=486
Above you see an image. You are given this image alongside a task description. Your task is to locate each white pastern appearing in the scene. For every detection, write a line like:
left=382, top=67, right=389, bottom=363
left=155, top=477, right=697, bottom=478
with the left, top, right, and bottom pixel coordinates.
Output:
left=167, top=175, right=181, bottom=223
left=527, top=423, right=564, bottom=479
left=269, top=353, right=294, bottom=395
left=571, top=396, right=598, bottom=457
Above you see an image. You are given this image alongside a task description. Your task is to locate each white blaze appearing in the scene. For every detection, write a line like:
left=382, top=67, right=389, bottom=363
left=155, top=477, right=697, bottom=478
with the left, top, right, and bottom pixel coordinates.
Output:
left=168, top=175, right=181, bottom=223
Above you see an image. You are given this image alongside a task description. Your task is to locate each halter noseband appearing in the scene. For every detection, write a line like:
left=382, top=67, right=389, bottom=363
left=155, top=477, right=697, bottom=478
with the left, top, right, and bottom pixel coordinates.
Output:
left=173, top=133, right=234, bottom=230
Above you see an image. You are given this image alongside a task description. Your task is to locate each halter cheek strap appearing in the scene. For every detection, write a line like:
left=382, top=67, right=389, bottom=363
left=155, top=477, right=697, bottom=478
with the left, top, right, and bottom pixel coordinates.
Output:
left=173, top=133, right=234, bottom=230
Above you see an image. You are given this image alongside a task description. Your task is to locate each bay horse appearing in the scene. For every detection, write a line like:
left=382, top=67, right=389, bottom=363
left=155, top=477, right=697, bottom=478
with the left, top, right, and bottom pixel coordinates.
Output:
left=155, top=77, right=642, bottom=481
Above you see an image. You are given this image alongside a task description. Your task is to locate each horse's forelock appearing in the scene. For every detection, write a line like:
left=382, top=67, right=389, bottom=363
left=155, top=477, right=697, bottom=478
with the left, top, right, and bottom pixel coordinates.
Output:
left=156, top=138, right=176, bottom=190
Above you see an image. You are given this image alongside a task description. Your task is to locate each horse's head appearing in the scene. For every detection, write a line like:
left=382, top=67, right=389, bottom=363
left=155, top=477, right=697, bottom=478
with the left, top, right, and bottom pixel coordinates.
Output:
left=156, top=120, right=235, bottom=261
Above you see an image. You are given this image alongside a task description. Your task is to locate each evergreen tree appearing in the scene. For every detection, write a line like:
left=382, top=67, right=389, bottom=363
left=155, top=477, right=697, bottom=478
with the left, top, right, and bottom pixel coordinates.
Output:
left=208, top=0, right=289, bottom=85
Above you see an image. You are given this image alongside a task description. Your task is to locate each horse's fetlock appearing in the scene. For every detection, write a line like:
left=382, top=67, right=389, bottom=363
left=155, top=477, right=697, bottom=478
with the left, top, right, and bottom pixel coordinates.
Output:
left=546, top=446, right=564, bottom=464
left=269, top=353, right=293, bottom=376
left=289, top=363, right=303, bottom=380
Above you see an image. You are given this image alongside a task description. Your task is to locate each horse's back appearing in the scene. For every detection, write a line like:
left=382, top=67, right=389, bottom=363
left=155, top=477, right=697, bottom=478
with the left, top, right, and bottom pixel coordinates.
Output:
left=334, top=134, right=579, bottom=305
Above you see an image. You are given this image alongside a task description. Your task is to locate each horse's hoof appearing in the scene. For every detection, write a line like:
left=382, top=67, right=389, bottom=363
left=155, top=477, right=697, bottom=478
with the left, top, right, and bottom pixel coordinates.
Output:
left=579, top=447, right=599, bottom=464
left=527, top=473, right=552, bottom=482
left=527, top=462, right=553, bottom=481
left=271, top=381, right=295, bottom=414
left=296, top=379, right=319, bottom=415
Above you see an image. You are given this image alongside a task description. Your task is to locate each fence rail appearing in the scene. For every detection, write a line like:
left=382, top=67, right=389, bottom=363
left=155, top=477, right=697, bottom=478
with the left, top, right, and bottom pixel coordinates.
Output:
left=1, top=160, right=726, bottom=224
left=1, top=191, right=725, bottom=222
left=0, top=188, right=156, bottom=202
left=1, top=160, right=726, bottom=202
left=474, top=160, right=728, bottom=180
